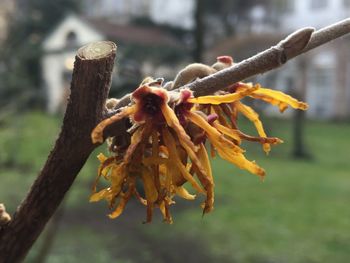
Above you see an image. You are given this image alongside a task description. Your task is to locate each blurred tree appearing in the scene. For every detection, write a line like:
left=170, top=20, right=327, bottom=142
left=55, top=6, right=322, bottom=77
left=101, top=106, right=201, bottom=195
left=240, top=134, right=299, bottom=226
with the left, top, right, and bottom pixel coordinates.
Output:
left=192, top=0, right=273, bottom=62
left=193, top=0, right=204, bottom=62
left=203, top=0, right=272, bottom=36
left=0, top=0, right=80, bottom=111
left=292, top=58, right=311, bottom=159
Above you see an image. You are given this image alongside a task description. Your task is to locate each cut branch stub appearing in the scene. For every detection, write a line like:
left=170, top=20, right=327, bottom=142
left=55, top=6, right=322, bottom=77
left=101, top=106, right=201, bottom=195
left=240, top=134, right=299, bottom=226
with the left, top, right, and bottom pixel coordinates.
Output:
left=78, top=41, right=116, bottom=60
left=0, top=41, right=117, bottom=263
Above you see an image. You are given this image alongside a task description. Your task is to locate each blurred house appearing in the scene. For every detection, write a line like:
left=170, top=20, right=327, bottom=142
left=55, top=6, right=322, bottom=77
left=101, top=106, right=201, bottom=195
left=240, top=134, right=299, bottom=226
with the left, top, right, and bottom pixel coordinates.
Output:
left=42, top=14, right=184, bottom=113
left=208, top=0, right=350, bottom=119
left=83, top=0, right=194, bottom=29
left=0, top=0, right=15, bottom=43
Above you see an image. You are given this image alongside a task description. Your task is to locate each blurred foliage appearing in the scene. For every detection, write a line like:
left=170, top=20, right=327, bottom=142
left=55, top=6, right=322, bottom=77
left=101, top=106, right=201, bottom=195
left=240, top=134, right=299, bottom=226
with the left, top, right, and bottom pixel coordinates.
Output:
left=0, top=0, right=81, bottom=110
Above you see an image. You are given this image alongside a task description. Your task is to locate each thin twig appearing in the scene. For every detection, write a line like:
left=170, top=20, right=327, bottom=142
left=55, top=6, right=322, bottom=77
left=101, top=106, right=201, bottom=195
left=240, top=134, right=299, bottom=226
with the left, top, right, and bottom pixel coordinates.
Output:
left=112, top=18, right=350, bottom=111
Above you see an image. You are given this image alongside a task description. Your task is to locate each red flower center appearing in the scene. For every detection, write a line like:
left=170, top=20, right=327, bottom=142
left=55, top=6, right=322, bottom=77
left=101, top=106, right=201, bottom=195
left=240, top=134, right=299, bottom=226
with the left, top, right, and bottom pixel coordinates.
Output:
left=142, top=93, right=163, bottom=116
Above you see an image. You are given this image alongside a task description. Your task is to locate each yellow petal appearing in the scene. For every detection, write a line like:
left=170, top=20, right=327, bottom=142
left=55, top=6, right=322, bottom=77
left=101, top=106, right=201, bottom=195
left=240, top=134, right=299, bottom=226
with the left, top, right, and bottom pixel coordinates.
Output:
left=108, top=194, right=127, bottom=219
left=123, top=125, right=145, bottom=164
left=252, top=88, right=308, bottom=110
left=162, top=128, right=205, bottom=193
left=187, top=111, right=243, bottom=153
left=159, top=201, right=173, bottom=224
left=141, top=168, right=158, bottom=203
left=249, top=93, right=289, bottom=112
left=175, top=186, right=196, bottom=200
left=164, top=152, right=185, bottom=188
left=143, top=157, right=169, bottom=166
left=187, top=85, right=258, bottom=105
left=187, top=111, right=265, bottom=177
left=213, top=122, right=242, bottom=144
left=108, top=178, right=135, bottom=219
left=198, top=143, right=213, bottom=182
left=89, top=188, right=113, bottom=202
left=110, top=164, right=127, bottom=195
left=212, top=105, right=232, bottom=128
left=235, top=101, right=271, bottom=154
left=91, top=105, right=136, bottom=144
left=195, top=144, right=215, bottom=214
left=161, top=103, right=208, bottom=179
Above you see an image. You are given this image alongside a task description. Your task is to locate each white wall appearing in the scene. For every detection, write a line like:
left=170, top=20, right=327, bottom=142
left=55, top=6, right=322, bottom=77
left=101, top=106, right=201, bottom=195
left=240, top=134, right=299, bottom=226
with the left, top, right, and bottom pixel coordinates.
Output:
left=43, top=15, right=103, bottom=52
left=149, top=0, right=195, bottom=29
left=42, top=15, right=104, bottom=112
left=42, top=53, right=65, bottom=113
left=305, top=51, right=335, bottom=119
left=282, top=0, right=350, bottom=31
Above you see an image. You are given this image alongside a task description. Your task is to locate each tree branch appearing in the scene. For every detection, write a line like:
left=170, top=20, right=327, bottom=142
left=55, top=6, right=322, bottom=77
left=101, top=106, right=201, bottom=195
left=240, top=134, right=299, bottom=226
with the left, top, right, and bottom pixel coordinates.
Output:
left=112, top=18, right=350, bottom=110
left=0, top=41, right=117, bottom=263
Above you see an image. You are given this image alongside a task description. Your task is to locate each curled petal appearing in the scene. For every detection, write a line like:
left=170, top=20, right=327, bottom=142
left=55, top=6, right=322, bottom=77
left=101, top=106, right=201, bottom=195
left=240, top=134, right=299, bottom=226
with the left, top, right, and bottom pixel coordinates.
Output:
left=159, top=200, right=173, bottom=224
left=175, top=186, right=196, bottom=200
left=91, top=105, right=136, bottom=144
left=249, top=93, right=289, bottom=112
left=110, top=163, right=127, bottom=195
left=196, top=143, right=214, bottom=213
left=235, top=101, right=271, bottom=154
left=108, top=193, right=129, bottom=219
left=108, top=178, right=135, bottom=219
left=187, top=85, right=258, bottom=105
left=89, top=188, right=113, bottom=202
left=251, top=87, right=308, bottom=110
left=143, top=157, right=169, bottom=166
left=123, top=125, right=145, bottom=164
left=162, top=128, right=205, bottom=193
left=161, top=103, right=208, bottom=179
left=141, top=168, right=159, bottom=203
left=187, top=111, right=265, bottom=177
left=213, top=122, right=242, bottom=144
left=198, top=143, right=213, bottom=181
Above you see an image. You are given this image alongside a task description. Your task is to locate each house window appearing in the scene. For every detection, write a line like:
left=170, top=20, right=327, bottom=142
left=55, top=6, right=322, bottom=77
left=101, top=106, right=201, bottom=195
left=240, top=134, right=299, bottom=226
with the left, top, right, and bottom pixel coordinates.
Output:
left=65, top=31, right=77, bottom=48
left=308, top=66, right=333, bottom=118
left=310, top=0, right=328, bottom=9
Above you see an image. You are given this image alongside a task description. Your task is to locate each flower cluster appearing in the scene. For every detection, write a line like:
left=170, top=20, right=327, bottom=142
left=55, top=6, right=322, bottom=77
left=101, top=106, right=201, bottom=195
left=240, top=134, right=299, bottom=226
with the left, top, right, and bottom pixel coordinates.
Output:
left=90, top=58, right=308, bottom=223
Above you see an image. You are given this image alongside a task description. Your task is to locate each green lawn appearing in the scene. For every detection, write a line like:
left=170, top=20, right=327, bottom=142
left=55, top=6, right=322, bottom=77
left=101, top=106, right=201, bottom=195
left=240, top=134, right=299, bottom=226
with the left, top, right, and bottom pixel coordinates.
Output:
left=1, top=111, right=350, bottom=263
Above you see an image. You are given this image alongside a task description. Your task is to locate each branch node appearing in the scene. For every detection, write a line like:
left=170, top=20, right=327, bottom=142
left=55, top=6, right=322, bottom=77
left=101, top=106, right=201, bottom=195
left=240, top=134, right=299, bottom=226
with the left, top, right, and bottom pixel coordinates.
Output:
left=278, top=27, right=314, bottom=59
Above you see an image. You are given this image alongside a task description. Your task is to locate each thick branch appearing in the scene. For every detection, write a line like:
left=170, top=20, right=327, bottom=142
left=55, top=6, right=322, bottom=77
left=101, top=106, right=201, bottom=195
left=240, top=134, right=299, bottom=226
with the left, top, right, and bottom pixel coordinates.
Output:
left=112, top=18, right=350, bottom=109
left=0, top=41, right=116, bottom=263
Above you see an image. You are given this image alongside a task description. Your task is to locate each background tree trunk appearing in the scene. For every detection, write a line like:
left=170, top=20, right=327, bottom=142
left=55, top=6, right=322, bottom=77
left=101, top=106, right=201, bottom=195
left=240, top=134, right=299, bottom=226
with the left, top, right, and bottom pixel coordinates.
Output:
left=292, top=58, right=311, bottom=159
left=193, top=0, right=204, bottom=62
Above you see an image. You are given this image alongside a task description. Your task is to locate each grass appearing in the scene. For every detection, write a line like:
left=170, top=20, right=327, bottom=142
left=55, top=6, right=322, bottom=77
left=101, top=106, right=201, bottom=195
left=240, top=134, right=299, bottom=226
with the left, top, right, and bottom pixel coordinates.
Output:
left=1, top=111, right=350, bottom=263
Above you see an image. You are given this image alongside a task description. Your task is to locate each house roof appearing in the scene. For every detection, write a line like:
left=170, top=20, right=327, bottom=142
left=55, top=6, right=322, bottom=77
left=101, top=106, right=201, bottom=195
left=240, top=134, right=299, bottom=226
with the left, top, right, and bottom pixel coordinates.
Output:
left=42, top=14, right=182, bottom=52
left=206, top=33, right=284, bottom=63
left=85, top=17, right=181, bottom=48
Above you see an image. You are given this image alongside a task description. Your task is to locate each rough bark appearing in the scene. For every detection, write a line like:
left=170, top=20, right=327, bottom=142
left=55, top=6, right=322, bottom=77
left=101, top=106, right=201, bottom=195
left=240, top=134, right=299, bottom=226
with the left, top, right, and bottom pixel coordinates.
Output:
left=0, top=41, right=117, bottom=263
